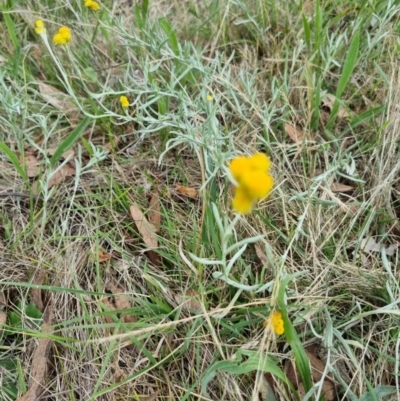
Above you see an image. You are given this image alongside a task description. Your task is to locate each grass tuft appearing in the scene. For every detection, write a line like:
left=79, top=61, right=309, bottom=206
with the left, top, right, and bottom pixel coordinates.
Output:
left=0, top=0, right=399, bottom=400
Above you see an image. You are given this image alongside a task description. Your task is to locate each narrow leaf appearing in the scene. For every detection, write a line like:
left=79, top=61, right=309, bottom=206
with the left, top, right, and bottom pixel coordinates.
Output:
left=277, top=272, right=312, bottom=394
left=0, top=142, right=28, bottom=182
left=50, top=117, right=90, bottom=167
left=159, top=18, right=180, bottom=56
left=201, top=350, right=291, bottom=398
left=336, top=31, right=360, bottom=98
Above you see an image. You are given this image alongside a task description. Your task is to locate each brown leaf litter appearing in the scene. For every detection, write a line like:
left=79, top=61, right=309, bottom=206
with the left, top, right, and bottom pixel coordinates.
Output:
left=285, top=345, right=336, bottom=401
left=0, top=292, right=6, bottom=329
left=148, top=191, right=161, bottom=232
left=175, top=185, right=199, bottom=199
left=46, top=148, right=75, bottom=162
left=102, top=281, right=137, bottom=333
left=173, top=289, right=202, bottom=313
left=98, top=249, right=113, bottom=262
left=38, top=81, right=79, bottom=121
left=254, top=243, right=268, bottom=265
left=321, top=94, right=349, bottom=119
left=285, top=123, right=305, bottom=143
left=21, top=152, right=41, bottom=178
left=32, top=164, right=76, bottom=196
left=16, top=300, right=54, bottom=401
left=130, top=203, right=160, bottom=265
left=130, top=204, right=158, bottom=249
left=30, top=268, right=47, bottom=312
left=330, top=183, right=354, bottom=193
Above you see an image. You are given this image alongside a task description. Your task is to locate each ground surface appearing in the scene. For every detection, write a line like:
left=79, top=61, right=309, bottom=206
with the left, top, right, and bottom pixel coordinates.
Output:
left=0, top=1, right=400, bottom=400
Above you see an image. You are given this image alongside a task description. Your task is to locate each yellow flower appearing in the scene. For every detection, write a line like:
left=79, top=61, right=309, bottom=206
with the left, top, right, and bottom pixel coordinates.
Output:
left=267, top=311, right=284, bottom=335
left=53, top=26, right=71, bottom=45
left=53, top=33, right=68, bottom=45
left=232, top=187, right=254, bottom=214
left=249, top=152, right=271, bottom=172
left=228, top=152, right=274, bottom=214
left=241, top=170, right=274, bottom=199
left=229, top=156, right=252, bottom=182
left=120, top=95, right=129, bottom=108
left=58, top=26, right=71, bottom=41
left=207, top=94, right=213, bottom=101
left=85, top=0, right=100, bottom=11
left=35, top=20, right=46, bottom=34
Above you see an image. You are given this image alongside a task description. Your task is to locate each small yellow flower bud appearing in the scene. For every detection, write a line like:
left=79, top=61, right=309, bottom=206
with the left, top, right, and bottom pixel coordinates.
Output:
left=120, top=96, right=130, bottom=109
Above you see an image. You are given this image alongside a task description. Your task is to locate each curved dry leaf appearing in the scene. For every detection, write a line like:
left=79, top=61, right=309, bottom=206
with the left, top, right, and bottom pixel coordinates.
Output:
left=173, top=289, right=202, bottom=313
left=331, top=183, right=354, bottom=192
left=255, top=244, right=268, bottom=265
left=286, top=349, right=336, bottom=401
left=285, top=123, right=303, bottom=143
left=16, top=301, right=53, bottom=401
left=321, top=94, right=349, bottom=119
left=0, top=292, right=6, bottom=310
left=360, top=237, right=399, bottom=256
left=23, top=154, right=40, bottom=178
left=98, top=249, right=113, bottom=262
left=176, top=185, right=199, bottom=199
left=32, top=165, right=76, bottom=195
left=130, top=204, right=158, bottom=249
left=103, top=281, right=136, bottom=327
left=47, top=148, right=75, bottom=161
left=31, top=268, right=47, bottom=312
left=0, top=311, right=6, bottom=328
left=148, top=191, right=161, bottom=232
left=38, top=81, right=79, bottom=118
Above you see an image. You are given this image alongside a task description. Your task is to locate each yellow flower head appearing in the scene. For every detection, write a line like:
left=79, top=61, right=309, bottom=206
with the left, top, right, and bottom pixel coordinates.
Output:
left=53, top=33, right=68, bottom=45
left=207, top=94, right=213, bottom=101
left=53, top=26, right=71, bottom=45
left=267, top=311, right=284, bottom=335
left=85, top=0, right=100, bottom=11
left=58, top=26, right=71, bottom=40
left=232, top=187, right=254, bottom=215
left=228, top=152, right=274, bottom=214
left=229, top=156, right=252, bottom=182
left=120, top=95, right=129, bottom=108
left=241, top=170, right=274, bottom=199
left=35, top=20, right=46, bottom=34
left=249, top=152, right=271, bottom=172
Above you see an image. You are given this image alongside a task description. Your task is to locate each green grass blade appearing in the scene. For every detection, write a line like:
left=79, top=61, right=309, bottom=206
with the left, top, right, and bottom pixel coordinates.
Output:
left=336, top=31, right=360, bottom=98
left=141, top=0, right=149, bottom=20
left=277, top=274, right=313, bottom=395
left=159, top=18, right=180, bottom=56
left=50, top=116, right=90, bottom=167
left=201, top=350, right=293, bottom=398
left=327, top=31, right=360, bottom=130
left=0, top=142, right=28, bottom=183
left=302, top=14, right=311, bottom=54
left=2, top=9, right=19, bottom=50
left=314, top=0, right=322, bottom=54
left=326, top=32, right=360, bottom=130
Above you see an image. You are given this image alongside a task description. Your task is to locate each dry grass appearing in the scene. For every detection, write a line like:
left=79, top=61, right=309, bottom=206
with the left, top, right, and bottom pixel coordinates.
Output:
left=0, top=0, right=400, bottom=400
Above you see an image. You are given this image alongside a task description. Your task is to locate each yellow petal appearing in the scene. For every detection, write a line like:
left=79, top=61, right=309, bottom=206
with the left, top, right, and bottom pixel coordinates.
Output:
left=120, top=95, right=129, bottom=108
left=53, top=33, right=68, bottom=45
left=229, top=156, right=251, bottom=182
left=241, top=170, right=274, bottom=199
left=269, top=311, right=284, bottom=335
left=58, top=26, right=71, bottom=41
left=35, top=20, right=46, bottom=34
left=249, top=152, right=271, bottom=171
left=232, top=187, right=254, bottom=214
